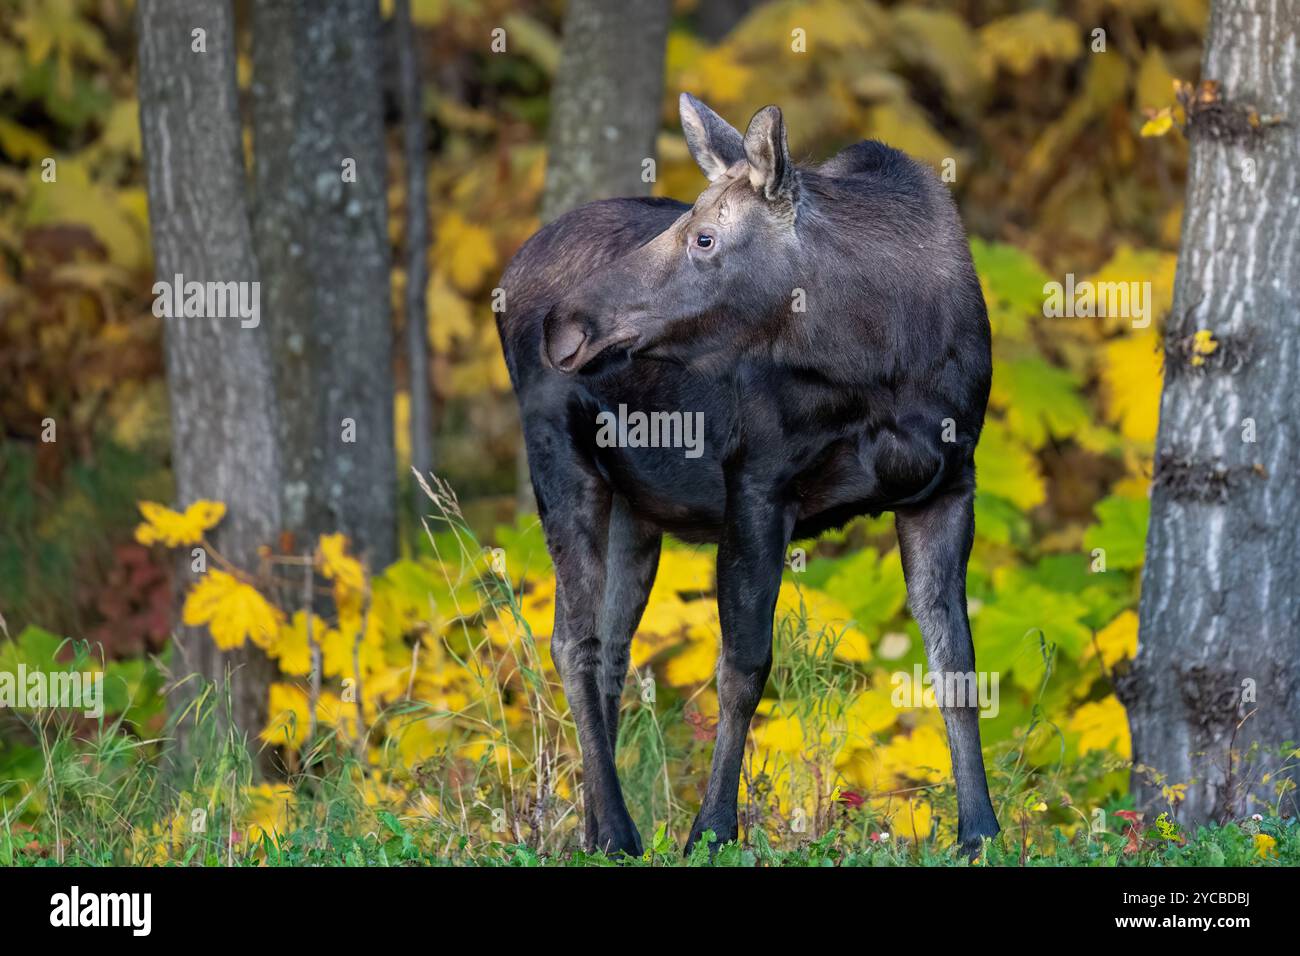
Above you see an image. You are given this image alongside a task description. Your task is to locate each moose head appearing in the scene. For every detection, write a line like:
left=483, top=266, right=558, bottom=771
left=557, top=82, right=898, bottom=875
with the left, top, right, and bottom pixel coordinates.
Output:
left=542, top=94, right=805, bottom=373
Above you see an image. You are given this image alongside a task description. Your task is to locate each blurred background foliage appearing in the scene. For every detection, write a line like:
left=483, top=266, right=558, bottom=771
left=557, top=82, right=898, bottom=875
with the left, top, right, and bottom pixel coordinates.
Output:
left=0, top=0, right=1213, bottom=856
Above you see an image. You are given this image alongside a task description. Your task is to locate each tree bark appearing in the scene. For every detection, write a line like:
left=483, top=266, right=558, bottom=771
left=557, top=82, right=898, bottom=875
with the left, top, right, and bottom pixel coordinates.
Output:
left=1125, top=0, right=1300, bottom=824
left=517, top=0, right=671, bottom=511
left=251, top=0, right=397, bottom=568
left=394, top=0, right=434, bottom=494
left=541, top=0, right=671, bottom=221
left=137, top=0, right=280, bottom=754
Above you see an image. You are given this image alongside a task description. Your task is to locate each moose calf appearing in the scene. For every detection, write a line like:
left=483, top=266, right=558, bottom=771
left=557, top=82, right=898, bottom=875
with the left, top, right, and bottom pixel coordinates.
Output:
left=496, top=93, right=999, bottom=856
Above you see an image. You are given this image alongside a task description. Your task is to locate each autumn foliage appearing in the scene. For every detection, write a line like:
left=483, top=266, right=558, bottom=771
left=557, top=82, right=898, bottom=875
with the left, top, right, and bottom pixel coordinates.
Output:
left=7, top=0, right=1286, bottom=863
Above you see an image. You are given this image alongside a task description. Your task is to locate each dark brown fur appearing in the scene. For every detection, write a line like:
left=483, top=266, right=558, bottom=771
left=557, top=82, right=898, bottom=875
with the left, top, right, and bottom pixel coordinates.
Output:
left=495, top=95, right=999, bottom=856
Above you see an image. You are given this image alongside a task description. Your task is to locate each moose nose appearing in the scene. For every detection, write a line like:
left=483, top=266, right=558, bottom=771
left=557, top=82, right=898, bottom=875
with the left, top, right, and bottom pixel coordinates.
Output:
left=546, top=323, right=588, bottom=373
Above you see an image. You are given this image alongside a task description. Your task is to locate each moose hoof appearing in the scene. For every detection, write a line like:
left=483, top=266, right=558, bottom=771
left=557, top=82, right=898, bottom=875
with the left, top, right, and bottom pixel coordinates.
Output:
left=684, top=810, right=738, bottom=857
left=591, top=814, right=643, bottom=859
left=957, top=818, right=1000, bottom=860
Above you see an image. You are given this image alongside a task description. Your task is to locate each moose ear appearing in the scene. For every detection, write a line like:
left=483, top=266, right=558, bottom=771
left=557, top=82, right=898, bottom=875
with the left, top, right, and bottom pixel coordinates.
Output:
left=743, top=105, right=796, bottom=203
left=679, top=93, right=745, bottom=182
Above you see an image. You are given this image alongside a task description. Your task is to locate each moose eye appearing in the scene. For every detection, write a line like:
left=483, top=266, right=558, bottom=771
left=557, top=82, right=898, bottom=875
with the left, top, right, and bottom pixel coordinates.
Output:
left=695, top=233, right=714, bottom=249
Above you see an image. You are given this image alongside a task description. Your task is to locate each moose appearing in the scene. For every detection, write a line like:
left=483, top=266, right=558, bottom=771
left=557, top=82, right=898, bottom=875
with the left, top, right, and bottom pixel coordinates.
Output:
left=496, top=93, right=999, bottom=857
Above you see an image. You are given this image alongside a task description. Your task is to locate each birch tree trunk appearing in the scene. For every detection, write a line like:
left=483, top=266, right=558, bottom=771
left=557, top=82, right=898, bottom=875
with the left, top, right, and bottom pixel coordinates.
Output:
left=137, top=0, right=280, bottom=752
left=517, top=0, right=671, bottom=510
left=251, top=0, right=397, bottom=568
left=1124, top=0, right=1300, bottom=824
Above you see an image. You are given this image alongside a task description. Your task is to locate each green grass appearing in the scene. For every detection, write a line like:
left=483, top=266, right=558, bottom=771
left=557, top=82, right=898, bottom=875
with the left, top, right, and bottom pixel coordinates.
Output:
left=3, top=481, right=1295, bottom=868
left=3, top=688, right=1295, bottom=867
left=7, top=809, right=1296, bottom=867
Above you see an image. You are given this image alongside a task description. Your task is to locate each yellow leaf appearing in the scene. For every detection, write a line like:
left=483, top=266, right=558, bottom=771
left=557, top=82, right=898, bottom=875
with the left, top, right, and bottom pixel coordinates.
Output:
left=393, top=389, right=411, bottom=469
left=428, top=272, right=474, bottom=352
left=843, top=685, right=898, bottom=738
left=0, top=117, right=53, bottom=160
left=24, top=158, right=149, bottom=270
left=880, top=725, right=951, bottom=783
left=241, top=783, right=295, bottom=846
left=267, top=610, right=330, bottom=676
left=652, top=548, right=715, bottom=596
left=664, top=632, right=718, bottom=687
left=839, top=747, right=892, bottom=792
left=865, top=101, right=957, bottom=166
left=260, top=683, right=345, bottom=751
left=391, top=714, right=454, bottom=766
left=979, top=10, right=1082, bottom=77
left=638, top=593, right=717, bottom=638
left=751, top=713, right=807, bottom=753
left=1136, top=48, right=1177, bottom=110
left=892, top=799, right=934, bottom=841
left=1190, top=329, right=1218, bottom=366
left=317, top=532, right=366, bottom=593
left=1090, top=610, right=1138, bottom=669
left=1254, top=833, right=1277, bottom=858
left=1101, top=333, right=1163, bottom=443
left=182, top=570, right=282, bottom=651
left=1069, top=696, right=1130, bottom=757
left=1088, top=246, right=1178, bottom=333
left=777, top=583, right=872, bottom=662
left=134, top=499, right=226, bottom=547
left=1140, top=111, right=1174, bottom=138
left=321, top=612, right=386, bottom=681
left=435, top=212, right=497, bottom=293
left=692, top=47, right=756, bottom=104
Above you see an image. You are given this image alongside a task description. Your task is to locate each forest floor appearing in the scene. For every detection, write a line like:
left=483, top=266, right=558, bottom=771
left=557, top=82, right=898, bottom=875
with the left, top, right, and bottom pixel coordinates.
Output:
left=5, top=764, right=1294, bottom=867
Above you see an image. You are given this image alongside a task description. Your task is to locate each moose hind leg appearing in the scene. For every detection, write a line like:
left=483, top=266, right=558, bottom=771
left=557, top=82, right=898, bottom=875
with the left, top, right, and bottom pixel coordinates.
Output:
left=597, top=495, right=662, bottom=756
left=895, top=484, right=1000, bottom=856
left=581, top=496, right=660, bottom=849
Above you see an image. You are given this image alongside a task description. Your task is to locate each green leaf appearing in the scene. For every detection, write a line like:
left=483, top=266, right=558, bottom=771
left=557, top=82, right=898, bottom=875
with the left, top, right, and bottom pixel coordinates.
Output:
left=975, top=420, right=1045, bottom=510
left=991, top=356, right=1092, bottom=449
left=1083, top=495, right=1150, bottom=571
left=974, top=585, right=1094, bottom=689
left=995, top=555, right=1132, bottom=627
left=651, top=822, right=672, bottom=855
left=971, top=239, right=1050, bottom=341
left=492, top=516, right=553, bottom=581
left=821, top=547, right=909, bottom=633
left=974, top=492, right=1029, bottom=546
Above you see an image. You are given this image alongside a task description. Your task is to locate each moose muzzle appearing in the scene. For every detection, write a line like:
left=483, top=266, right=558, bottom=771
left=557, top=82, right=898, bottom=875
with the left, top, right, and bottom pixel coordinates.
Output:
left=542, top=307, right=640, bottom=374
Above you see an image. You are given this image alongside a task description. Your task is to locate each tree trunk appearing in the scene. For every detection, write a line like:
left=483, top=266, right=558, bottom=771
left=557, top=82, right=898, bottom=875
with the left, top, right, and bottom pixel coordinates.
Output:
left=517, top=0, right=670, bottom=511
left=1125, top=0, right=1300, bottom=824
left=394, top=0, right=434, bottom=495
left=541, top=0, right=671, bottom=221
left=137, top=0, right=281, bottom=754
left=251, top=0, right=397, bottom=568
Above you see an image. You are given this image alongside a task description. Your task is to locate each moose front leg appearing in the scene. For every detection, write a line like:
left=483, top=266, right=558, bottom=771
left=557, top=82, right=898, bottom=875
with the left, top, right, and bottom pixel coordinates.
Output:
left=895, top=483, right=1000, bottom=857
left=686, top=476, right=794, bottom=854
left=531, top=442, right=642, bottom=856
